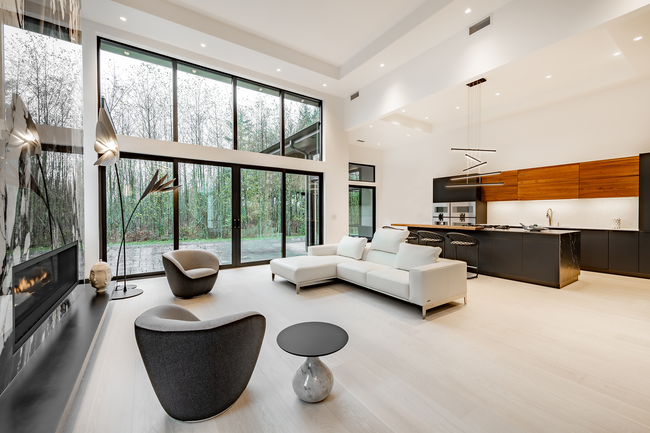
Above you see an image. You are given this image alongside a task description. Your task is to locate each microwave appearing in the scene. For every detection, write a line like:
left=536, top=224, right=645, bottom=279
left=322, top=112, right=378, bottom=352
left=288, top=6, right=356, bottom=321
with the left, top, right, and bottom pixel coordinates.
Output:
left=451, top=201, right=477, bottom=218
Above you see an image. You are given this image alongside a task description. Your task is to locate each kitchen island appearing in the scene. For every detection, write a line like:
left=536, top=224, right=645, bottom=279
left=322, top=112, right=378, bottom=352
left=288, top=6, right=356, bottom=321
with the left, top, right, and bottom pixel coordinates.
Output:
left=394, top=224, right=581, bottom=288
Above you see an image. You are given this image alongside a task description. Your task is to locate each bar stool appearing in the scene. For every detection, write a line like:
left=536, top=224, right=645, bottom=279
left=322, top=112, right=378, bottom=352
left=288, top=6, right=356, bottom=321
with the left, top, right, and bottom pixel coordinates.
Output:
left=382, top=226, right=419, bottom=244
left=417, top=230, right=446, bottom=257
left=447, top=232, right=479, bottom=279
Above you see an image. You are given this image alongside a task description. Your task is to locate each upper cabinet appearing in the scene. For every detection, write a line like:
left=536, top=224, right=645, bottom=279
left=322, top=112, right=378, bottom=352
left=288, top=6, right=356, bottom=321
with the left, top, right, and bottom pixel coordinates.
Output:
left=579, top=156, right=639, bottom=198
left=481, top=171, right=518, bottom=202
left=518, top=163, right=580, bottom=200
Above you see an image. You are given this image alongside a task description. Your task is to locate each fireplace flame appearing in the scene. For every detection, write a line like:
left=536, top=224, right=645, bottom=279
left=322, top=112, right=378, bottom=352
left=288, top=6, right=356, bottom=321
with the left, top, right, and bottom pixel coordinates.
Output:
left=14, top=268, right=50, bottom=294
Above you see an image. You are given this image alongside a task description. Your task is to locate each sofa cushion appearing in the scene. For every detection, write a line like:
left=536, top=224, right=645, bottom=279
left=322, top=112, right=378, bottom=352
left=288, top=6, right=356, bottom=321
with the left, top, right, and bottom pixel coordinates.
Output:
left=337, top=261, right=391, bottom=286
left=369, top=229, right=408, bottom=254
left=394, top=243, right=441, bottom=271
left=364, top=250, right=397, bottom=267
left=336, top=236, right=368, bottom=260
left=270, top=256, right=354, bottom=284
left=367, top=269, right=410, bottom=300
left=185, top=267, right=218, bottom=279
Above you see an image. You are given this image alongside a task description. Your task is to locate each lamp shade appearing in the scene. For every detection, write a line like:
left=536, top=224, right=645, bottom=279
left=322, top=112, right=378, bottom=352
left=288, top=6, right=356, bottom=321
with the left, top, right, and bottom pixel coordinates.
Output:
left=6, top=94, right=41, bottom=157
left=94, top=107, right=120, bottom=166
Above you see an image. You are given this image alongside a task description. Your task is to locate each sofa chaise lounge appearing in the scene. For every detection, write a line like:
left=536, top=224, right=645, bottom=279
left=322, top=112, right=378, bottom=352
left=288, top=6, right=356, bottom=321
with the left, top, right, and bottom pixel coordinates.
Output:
left=270, top=229, right=467, bottom=318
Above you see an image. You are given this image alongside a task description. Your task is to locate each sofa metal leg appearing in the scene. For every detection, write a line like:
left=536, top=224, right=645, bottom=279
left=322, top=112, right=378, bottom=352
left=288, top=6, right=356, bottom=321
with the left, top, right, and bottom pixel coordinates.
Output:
left=296, top=284, right=301, bottom=294
left=422, top=307, right=426, bottom=319
left=272, top=273, right=275, bottom=281
left=464, top=295, right=467, bottom=305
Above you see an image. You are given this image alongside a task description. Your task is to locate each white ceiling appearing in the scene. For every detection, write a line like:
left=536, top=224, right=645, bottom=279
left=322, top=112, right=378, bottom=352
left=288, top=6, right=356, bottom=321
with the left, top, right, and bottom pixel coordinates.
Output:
left=349, top=6, right=650, bottom=149
left=164, top=0, right=428, bottom=66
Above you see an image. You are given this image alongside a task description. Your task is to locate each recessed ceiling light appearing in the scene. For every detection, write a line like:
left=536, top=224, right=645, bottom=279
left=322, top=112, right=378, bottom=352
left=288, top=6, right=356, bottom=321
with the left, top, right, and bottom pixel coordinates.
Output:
left=380, top=64, right=385, bottom=67
left=276, top=68, right=281, bottom=72
left=546, top=75, right=552, bottom=79
left=495, top=92, right=500, bottom=96
left=323, top=84, right=327, bottom=87
left=613, top=52, right=621, bottom=56
left=633, top=36, right=643, bottom=41
left=124, top=51, right=130, bottom=56
left=465, top=8, right=471, bottom=14
left=401, top=109, right=405, bottom=112
left=407, top=135, right=410, bottom=137
left=120, top=16, right=127, bottom=21
left=200, top=43, right=206, bottom=47
left=369, top=125, right=373, bottom=128
left=425, top=117, right=428, bottom=119
left=377, top=143, right=380, bottom=145
left=456, top=106, right=460, bottom=109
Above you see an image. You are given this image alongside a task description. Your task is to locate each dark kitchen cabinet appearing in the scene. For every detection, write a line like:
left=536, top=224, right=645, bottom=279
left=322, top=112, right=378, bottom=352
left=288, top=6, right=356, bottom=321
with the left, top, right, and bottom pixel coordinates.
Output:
left=639, top=232, right=650, bottom=276
left=640, top=153, right=650, bottom=232
left=491, top=234, right=523, bottom=278
left=432, top=177, right=481, bottom=202
left=580, top=230, right=609, bottom=270
left=523, top=235, right=559, bottom=285
left=608, top=231, right=639, bottom=273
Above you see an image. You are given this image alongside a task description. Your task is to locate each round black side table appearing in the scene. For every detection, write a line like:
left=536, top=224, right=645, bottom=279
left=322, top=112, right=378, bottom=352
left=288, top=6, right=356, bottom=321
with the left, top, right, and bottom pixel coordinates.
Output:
left=277, top=322, right=348, bottom=403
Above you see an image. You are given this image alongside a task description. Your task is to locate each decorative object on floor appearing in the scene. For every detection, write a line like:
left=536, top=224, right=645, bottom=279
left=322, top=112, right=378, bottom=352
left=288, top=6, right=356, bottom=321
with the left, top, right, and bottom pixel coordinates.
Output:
left=89, top=260, right=112, bottom=293
left=447, top=232, right=480, bottom=279
left=611, top=218, right=621, bottom=229
left=448, top=78, right=503, bottom=188
left=94, top=102, right=180, bottom=300
left=162, top=250, right=219, bottom=298
left=270, top=230, right=467, bottom=318
left=277, top=322, right=348, bottom=403
left=134, top=305, right=265, bottom=422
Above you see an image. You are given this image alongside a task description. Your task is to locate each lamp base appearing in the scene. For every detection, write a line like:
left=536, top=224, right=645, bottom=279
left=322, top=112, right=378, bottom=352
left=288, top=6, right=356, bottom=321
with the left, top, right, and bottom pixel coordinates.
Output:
left=115, top=283, right=137, bottom=290
left=112, top=287, right=143, bottom=300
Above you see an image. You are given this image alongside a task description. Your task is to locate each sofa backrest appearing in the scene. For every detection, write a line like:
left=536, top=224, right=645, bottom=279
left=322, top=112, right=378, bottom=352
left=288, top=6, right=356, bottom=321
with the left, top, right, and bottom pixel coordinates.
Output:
left=369, top=228, right=408, bottom=254
left=365, top=250, right=397, bottom=267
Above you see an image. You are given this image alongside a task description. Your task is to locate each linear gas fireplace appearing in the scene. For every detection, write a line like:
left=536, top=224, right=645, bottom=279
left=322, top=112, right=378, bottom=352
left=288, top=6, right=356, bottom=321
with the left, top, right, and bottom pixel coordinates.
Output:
left=12, top=242, right=79, bottom=352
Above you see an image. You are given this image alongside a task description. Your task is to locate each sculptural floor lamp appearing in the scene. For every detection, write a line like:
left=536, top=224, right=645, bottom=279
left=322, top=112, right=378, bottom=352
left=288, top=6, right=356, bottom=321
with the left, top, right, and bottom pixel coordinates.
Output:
left=94, top=103, right=179, bottom=300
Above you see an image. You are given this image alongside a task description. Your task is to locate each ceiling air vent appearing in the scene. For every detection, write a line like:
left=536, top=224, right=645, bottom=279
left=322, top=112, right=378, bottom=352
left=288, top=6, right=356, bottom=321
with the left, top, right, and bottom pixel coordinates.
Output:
left=350, top=91, right=359, bottom=101
left=469, top=16, right=491, bottom=35
left=357, top=139, right=365, bottom=143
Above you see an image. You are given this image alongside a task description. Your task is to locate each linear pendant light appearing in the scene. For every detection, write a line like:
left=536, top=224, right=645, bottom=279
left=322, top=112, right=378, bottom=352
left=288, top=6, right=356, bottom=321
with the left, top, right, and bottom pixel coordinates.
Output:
left=447, top=78, right=502, bottom=188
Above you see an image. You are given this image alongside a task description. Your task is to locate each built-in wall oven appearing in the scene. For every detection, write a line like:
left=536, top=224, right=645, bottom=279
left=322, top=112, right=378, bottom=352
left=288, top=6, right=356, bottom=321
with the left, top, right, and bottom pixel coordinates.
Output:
left=432, top=202, right=450, bottom=225
left=449, top=201, right=487, bottom=225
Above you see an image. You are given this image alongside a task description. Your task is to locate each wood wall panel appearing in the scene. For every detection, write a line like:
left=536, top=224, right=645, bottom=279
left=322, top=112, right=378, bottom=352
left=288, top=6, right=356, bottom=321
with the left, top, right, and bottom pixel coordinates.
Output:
left=481, top=171, right=518, bottom=202
left=579, top=156, right=639, bottom=198
left=518, top=164, right=579, bottom=200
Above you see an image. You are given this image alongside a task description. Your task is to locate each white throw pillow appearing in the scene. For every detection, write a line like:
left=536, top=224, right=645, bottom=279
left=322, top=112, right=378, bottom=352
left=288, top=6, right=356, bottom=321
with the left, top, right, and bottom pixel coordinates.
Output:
left=369, top=228, right=408, bottom=254
left=394, top=243, right=441, bottom=271
left=336, top=236, right=368, bottom=260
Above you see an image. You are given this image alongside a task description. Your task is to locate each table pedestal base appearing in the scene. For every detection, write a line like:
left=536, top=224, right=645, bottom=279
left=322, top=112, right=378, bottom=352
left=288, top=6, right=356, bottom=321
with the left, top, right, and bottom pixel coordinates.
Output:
left=292, top=357, right=333, bottom=403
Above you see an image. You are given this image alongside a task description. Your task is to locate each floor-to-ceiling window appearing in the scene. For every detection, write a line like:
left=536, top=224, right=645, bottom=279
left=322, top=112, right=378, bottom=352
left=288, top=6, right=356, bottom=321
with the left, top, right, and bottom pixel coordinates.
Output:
left=101, top=156, right=322, bottom=276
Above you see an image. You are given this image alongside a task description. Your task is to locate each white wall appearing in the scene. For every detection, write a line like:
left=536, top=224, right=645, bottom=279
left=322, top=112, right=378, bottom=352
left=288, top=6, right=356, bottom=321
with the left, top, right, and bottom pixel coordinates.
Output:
left=382, top=78, right=650, bottom=227
left=82, top=19, right=349, bottom=276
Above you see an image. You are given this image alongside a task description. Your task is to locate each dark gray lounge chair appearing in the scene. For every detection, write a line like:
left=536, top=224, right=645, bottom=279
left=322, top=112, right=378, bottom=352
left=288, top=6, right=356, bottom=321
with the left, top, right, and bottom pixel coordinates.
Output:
left=162, top=250, right=219, bottom=298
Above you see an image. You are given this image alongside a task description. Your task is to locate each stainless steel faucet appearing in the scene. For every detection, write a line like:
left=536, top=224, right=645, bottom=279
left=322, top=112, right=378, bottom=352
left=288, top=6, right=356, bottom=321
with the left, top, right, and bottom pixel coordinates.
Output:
left=546, top=208, right=553, bottom=227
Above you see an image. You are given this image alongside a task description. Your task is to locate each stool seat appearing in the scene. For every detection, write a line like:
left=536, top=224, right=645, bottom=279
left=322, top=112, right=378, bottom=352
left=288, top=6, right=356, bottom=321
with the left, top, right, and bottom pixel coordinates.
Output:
left=417, top=231, right=446, bottom=256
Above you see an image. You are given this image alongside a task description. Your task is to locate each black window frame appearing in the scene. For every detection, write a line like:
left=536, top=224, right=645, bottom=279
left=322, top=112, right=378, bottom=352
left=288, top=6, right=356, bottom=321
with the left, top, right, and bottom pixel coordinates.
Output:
left=349, top=162, right=375, bottom=183
left=97, top=37, right=323, bottom=158
left=348, top=185, right=376, bottom=240
left=99, top=152, right=324, bottom=279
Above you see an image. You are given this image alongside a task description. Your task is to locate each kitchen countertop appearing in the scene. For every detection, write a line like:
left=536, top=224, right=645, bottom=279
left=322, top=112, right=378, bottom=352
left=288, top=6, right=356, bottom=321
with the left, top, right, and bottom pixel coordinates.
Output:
left=393, top=224, right=580, bottom=235
left=549, top=226, right=639, bottom=232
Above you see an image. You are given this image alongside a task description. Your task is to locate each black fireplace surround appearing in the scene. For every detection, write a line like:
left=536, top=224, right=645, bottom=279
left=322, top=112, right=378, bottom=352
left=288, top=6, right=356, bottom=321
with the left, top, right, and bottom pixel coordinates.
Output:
left=12, top=242, right=78, bottom=351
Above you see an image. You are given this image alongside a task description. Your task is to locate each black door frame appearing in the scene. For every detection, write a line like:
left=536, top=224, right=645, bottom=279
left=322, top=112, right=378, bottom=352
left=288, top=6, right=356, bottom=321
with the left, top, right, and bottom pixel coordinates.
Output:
left=99, top=151, right=324, bottom=278
left=348, top=185, right=376, bottom=240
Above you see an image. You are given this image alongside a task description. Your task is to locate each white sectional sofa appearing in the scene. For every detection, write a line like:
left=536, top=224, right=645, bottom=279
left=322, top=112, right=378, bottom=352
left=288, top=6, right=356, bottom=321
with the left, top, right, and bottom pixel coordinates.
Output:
left=270, top=229, right=468, bottom=318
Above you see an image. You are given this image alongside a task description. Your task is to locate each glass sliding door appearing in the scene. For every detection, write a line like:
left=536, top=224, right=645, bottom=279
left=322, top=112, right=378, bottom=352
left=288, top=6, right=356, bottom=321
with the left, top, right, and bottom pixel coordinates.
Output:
left=349, top=186, right=375, bottom=240
left=106, top=158, right=174, bottom=276
left=286, top=173, right=321, bottom=256
left=178, top=163, right=233, bottom=265
left=239, top=168, right=282, bottom=263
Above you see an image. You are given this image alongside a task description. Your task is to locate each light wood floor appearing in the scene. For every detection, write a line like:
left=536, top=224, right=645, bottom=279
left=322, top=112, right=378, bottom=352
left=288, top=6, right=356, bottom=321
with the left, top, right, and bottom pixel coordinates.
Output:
left=64, top=266, right=650, bottom=433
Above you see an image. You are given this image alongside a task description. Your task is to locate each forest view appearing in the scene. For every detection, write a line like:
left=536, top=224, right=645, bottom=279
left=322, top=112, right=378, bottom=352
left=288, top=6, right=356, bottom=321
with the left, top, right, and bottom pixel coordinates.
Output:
left=98, top=41, right=322, bottom=274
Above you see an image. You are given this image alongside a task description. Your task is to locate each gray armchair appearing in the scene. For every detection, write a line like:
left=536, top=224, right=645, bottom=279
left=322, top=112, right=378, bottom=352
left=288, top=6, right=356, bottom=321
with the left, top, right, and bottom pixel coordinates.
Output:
left=162, top=250, right=219, bottom=298
left=134, top=305, right=266, bottom=422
